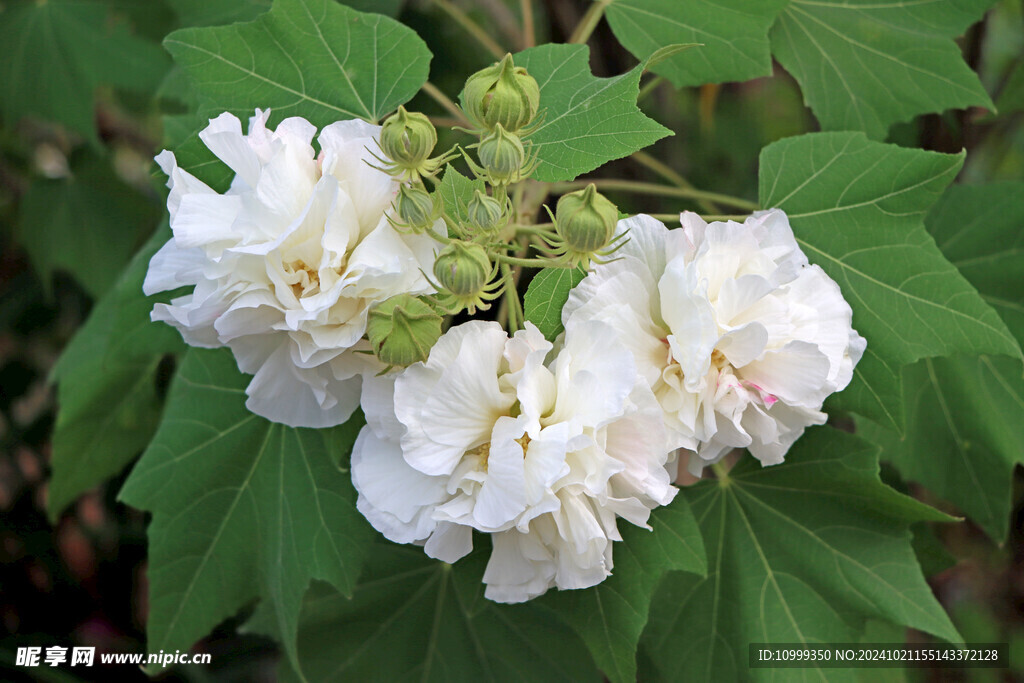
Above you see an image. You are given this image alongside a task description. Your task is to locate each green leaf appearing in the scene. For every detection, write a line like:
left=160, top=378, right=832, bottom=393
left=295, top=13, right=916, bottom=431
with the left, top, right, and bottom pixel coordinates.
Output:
left=249, top=544, right=602, bottom=682
left=523, top=267, right=586, bottom=341
left=167, top=0, right=272, bottom=27
left=930, top=182, right=1024, bottom=346
left=605, top=0, right=789, bottom=87
left=437, top=166, right=486, bottom=227
left=17, top=153, right=159, bottom=298
left=118, top=348, right=373, bottom=674
left=858, top=182, right=1024, bottom=542
left=0, top=0, right=170, bottom=143
left=47, top=224, right=185, bottom=521
left=512, top=44, right=671, bottom=182
left=759, top=132, right=1022, bottom=432
left=165, top=0, right=431, bottom=125
left=643, top=427, right=960, bottom=683
left=770, top=0, right=996, bottom=139
left=542, top=500, right=706, bottom=683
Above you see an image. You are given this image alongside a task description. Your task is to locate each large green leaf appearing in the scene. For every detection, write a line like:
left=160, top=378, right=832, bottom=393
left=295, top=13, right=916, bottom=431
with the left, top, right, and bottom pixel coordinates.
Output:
left=248, top=544, right=602, bottom=682
left=643, top=427, right=960, bottom=682
left=858, top=182, right=1024, bottom=542
left=512, top=44, right=671, bottom=182
left=47, top=225, right=185, bottom=521
left=0, top=0, right=169, bottom=143
left=118, top=348, right=373, bottom=675
left=164, top=0, right=430, bottom=125
left=605, top=0, right=789, bottom=87
left=523, top=267, right=586, bottom=341
left=167, top=0, right=272, bottom=27
left=770, top=0, right=996, bottom=139
left=17, top=153, right=160, bottom=298
left=759, top=132, right=1021, bottom=432
left=541, top=500, right=706, bottom=683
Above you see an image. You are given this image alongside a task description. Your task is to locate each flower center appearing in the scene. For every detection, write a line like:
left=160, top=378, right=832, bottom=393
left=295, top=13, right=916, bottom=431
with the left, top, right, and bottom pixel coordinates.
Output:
left=284, top=259, right=321, bottom=298
left=468, top=433, right=531, bottom=472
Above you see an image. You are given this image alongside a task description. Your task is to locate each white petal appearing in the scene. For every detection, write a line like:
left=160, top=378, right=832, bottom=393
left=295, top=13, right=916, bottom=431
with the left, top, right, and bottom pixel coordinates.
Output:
left=424, top=522, right=473, bottom=563
left=199, top=112, right=262, bottom=189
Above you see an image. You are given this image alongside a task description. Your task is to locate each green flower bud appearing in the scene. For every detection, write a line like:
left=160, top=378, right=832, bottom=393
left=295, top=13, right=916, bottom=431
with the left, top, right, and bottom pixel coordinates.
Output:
left=433, top=241, right=492, bottom=297
left=463, top=53, right=541, bottom=133
left=379, top=106, right=437, bottom=171
left=394, top=184, right=439, bottom=232
left=555, top=184, right=618, bottom=254
left=466, top=190, right=506, bottom=233
left=477, top=125, right=526, bottom=185
left=366, top=294, right=443, bottom=367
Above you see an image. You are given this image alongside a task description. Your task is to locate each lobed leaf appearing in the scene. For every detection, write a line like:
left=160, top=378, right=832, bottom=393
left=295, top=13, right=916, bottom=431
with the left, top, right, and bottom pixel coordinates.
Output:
left=523, top=267, right=586, bottom=341
left=771, top=0, right=996, bottom=139
left=643, top=427, right=960, bottom=682
left=605, top=0, right=788, bottom=87
left=759, top=132, right=1022, bottom=432
left=512, top=44, right=671, bottom=182
left=164, top=0, right=431, bottom=126
left=119, top=348, right=373, bottom=675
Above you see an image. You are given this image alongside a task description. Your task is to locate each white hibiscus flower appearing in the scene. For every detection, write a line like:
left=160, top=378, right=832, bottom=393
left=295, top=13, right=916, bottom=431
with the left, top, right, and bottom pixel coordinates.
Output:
left=352, top=320, right=677, bottom=603
left=562, top=210, right=865, bottom=474
left=145, top=110, right=442, bottom=428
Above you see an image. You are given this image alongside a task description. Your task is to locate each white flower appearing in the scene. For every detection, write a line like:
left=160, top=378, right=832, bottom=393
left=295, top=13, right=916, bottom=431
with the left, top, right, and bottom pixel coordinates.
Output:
left=145, top=110, right=442, bottom=428
left=352, top=320, right=677, bottom=603
left=562, top=210, right=866, bottom=474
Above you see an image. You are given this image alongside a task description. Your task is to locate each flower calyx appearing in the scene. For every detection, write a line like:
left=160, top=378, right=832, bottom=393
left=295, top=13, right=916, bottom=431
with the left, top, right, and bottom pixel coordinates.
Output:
left=390, top=184, right=442, bottom=234
left=466, top=124, right=538, bottom=187
left=372, top=106, right=454, bottom=182
left=465, top=189, right=509, bottom=234
left=431, top=240, right=502, bottom=314
left=366, top=294, right=443, bottom=368
left=546, top=184, right=628, bottom=268
left=463, top=53, right=541, bottom=135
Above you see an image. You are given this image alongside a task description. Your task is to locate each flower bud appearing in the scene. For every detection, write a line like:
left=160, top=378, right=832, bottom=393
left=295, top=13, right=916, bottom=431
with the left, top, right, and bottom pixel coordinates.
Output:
left=477, top=125, right=526, bottom=185
left=466, top=190, right=506, bottom=233
left=366, top=294, right=443, bottom=367
left=394, top=184, right=439, bottom=232
left=379, top=106, right=437, bottom=171
left=555, top=184, right=618, bottom=254
left=463, top=53, right=541, bottom=133
left=433, top=241, right=492, bottom=297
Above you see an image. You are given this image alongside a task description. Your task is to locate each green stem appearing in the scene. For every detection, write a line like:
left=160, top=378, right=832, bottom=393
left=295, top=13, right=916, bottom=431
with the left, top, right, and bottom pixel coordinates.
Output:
left=637, top=75, right=664, bottom=102
left=551, top=179, right=759, bottom=212
left=569, top=0, right=613, bottom=44
left=648, top=213, right=747, bottom=223
left=711, top=462, right=730, bottom=481
left=521, top=0, right=535, bottom=48
left=421, top=81, right=470, bottom=127
left=501, top=263, right=520, bottom=331
left=430, top=0, right=506, bottom=59
left=631, top=150, right=722, bottom=214
left=494, top=253, right=564, bottom=268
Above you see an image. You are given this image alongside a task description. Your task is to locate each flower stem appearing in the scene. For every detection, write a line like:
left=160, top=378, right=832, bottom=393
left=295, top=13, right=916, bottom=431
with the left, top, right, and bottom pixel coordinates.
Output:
left=430, top=0, right=505, bottom=59
left=421, top=82, right=471, bottom=127
left=711, top=462, right=731, bottom=482
left=501, top=263, right=521, bottom=331
left=569, top=0, right=613, bottom=44
left=550, top=179, right=759, bottom=212
left=521, top=0, right=535, bottom=48
left=631, top=150, right=722, bottom=214
left=648, top=213, right=747, bottom=223
left=494, top=253, right=563, bottom=268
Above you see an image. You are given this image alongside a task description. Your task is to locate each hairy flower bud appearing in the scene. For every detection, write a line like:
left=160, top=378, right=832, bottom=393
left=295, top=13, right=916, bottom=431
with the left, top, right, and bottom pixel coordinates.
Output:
left=555, top=184, right=618, bottom=254
left=379, top=106, right=438, bottom=174
left=463, top=53, right=540, bottom=133
left=433, top=241, right=492, bottom=297
left=366, top=294, right=443, bottom=367
left=466, top=190, right=506, bottom=233
left=477, top=125, right=526, bottom=185
left=394, top=184, right=440, bottom=233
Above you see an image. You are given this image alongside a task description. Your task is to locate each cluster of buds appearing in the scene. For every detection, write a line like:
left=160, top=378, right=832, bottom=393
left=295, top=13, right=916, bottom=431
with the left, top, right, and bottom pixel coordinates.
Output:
left=365, top=53, right=628, bottom=370
left=460, top=54, right=541, bottom=189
